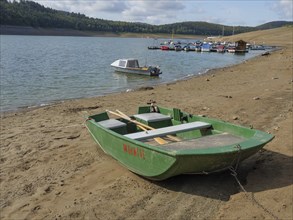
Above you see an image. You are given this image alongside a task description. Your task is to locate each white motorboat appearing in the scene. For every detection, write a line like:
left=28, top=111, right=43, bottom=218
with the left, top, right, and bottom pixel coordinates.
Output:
left=111, top=59, right=162, bottom=76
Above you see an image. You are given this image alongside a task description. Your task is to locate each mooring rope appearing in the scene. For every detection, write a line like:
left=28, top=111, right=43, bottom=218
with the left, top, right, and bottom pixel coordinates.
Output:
left=229, top=145, right=280, bottom=220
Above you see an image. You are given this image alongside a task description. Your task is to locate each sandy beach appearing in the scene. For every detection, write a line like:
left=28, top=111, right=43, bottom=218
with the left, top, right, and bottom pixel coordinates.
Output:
left=0, top=26, right=292, bottom=220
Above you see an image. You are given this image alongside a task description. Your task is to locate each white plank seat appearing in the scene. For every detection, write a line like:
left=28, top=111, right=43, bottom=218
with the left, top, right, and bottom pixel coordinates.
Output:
left=97, top=119, right=128, bottom=135
left=133, top=113, right=171, bottom=122
left=124, top=121, right=211, bottom=141
left=97, top=119, right=126, bottom=129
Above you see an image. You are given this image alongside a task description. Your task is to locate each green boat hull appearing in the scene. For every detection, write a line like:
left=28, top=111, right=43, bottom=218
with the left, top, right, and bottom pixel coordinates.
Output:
left=85, top=106, right=274, bottom=180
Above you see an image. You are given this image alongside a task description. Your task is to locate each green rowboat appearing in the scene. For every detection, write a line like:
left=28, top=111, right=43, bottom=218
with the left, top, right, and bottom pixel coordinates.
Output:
left=85, top=106, right=274, bottom=180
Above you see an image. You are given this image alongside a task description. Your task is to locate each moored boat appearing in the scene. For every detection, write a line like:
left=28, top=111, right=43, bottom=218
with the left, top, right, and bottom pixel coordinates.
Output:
left=195, top=46, right=202, bottom=52
left=111, top=59, right=162, bottom=76
left=174, top=45, right=182, bottom=51
left=183, top=44, right=196, bottom=52
left=216, top=45, right=226, bottom=53
left=227, top=46, right=236, bottom=53
left=201, top=42, right=211, bottom=52
left=85, top=105, right=274, bottom=180
left=160, top=45, right=169, bottom=50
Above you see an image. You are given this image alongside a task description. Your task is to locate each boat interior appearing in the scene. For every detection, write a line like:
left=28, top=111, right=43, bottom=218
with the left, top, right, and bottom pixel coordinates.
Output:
left=89, top=106, right=248, bottom=148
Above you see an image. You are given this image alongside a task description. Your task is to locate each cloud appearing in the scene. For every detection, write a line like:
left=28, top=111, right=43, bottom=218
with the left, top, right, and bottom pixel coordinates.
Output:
left=34, top=0, right=127, bottom=15
left=274, top=0, right=293, bottom=19
left=121, top=1, right=186, bottom=24
left=279, top=0, right=293, bottom=18
left=93, top=1, right=127, bottom=12
left=33, top=0, right=186, bottom=24
left=31, top=0, right=291, bottom=26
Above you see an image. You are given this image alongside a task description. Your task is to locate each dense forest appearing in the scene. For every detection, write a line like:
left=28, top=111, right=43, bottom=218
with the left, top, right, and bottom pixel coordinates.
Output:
left=0, top=0, right=292, bottom=36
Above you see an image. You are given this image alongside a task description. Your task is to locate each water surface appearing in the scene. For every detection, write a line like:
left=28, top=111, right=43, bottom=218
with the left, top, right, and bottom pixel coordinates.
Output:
left=0, top=35, right=264, bottom=112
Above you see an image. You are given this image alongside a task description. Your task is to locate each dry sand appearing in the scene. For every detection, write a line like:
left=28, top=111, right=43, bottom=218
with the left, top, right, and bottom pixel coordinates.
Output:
left=0, top=27, right=292, bottom=220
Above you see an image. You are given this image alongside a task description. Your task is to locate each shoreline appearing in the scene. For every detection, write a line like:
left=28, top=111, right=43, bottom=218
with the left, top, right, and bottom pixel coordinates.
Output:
left=0, top=27, right=292, bottom=220
left=0, top=25, right=204, bottom=39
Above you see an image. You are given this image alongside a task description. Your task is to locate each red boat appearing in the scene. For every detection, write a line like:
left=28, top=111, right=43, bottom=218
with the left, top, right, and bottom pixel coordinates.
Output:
left=161, top=45, right=169, bottom=50
left=217, top=45, right=225, bottom=53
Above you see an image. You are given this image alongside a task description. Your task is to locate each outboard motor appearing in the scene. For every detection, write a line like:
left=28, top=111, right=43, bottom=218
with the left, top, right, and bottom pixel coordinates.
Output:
left=150, top=66, right=162, bottom=76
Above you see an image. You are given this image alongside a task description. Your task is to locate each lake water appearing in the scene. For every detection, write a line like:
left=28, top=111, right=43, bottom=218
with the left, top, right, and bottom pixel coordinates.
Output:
left=0, top=35, right=264, bottom=112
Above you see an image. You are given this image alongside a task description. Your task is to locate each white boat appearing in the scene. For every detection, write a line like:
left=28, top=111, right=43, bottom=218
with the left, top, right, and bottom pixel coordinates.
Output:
left=227, top=47, right=236, bottom=53
left=111, top=59, right=162, bottom=76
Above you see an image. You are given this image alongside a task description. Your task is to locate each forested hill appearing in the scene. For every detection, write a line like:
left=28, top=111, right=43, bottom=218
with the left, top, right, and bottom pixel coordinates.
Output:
left=1, top=0, right=292, bottom=36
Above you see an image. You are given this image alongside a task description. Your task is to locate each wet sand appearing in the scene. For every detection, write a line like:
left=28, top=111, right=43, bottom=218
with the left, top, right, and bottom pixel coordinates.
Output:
left=0, top=27, right=292, bottom=219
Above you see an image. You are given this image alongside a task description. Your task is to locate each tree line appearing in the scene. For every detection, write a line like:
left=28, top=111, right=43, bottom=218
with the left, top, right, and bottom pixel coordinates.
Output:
left=0, top=0, right=291, bottom=36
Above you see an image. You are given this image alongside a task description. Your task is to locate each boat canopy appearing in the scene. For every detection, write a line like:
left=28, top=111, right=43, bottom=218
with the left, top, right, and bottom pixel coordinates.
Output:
left=126, top=59, right=139, bottom=68
left=111, top=59, right=140, bottom=69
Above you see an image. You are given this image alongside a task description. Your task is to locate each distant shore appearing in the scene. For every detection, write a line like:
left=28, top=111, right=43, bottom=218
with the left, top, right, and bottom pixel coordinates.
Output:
left=0, top=25, right=203, bottom=39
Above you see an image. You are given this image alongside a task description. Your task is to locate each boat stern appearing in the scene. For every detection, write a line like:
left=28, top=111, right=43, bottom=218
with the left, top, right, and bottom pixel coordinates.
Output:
left=149, top=66, right=162, bottom=76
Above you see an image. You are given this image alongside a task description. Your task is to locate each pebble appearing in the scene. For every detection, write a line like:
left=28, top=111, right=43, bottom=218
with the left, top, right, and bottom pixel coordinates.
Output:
left=274, top=126, right=280, bottom=131
left=232, top=116, right=238, bottom=120
left=253, top=97, right=260, bottom=100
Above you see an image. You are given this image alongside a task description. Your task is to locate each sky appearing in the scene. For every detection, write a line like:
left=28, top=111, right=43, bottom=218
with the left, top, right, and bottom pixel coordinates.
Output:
left=32, top=0, right=293, bottom=26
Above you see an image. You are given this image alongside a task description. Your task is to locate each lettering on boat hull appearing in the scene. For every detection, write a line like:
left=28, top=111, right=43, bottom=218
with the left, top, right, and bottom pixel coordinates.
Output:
left=123, top=144, right=145, bottom=159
